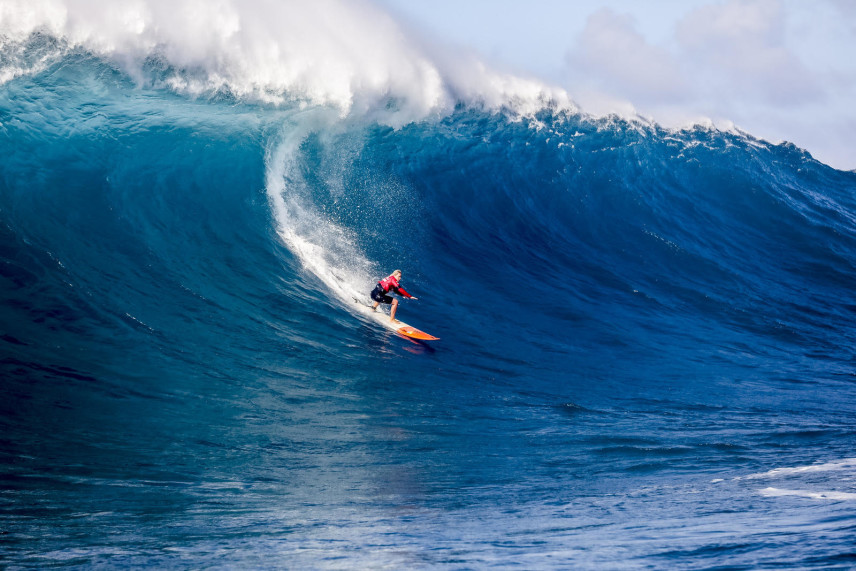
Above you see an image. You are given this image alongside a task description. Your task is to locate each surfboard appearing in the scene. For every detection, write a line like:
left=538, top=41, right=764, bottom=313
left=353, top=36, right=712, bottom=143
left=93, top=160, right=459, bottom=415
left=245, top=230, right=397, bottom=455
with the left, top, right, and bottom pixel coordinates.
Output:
left=395, top=324, right=439, bottom=341
left=353, top=298, right=439, bottom=341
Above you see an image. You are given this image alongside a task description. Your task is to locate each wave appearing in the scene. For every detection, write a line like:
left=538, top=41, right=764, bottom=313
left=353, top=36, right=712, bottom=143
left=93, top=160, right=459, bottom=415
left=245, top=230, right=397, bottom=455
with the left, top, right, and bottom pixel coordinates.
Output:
left=747, top=458, right=856, bottom=480
left=4, top=18, right=856, bottom=568
left=760, top=488, right=856, bottom=501
left=4, top=40, right=856, bottom=379
left=0, top=0, right=572, bottom=125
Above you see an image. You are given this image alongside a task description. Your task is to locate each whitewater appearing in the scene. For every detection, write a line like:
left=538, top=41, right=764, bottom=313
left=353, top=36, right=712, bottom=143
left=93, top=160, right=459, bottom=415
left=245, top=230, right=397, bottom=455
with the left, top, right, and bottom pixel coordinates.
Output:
left=2, top=1, right=856, bottom=568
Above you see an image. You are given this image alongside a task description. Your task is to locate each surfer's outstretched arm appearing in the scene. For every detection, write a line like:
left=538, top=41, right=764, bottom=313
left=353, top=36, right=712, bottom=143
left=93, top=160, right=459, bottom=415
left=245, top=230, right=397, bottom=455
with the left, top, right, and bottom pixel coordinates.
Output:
left=393, top=286, right=417, bottom=300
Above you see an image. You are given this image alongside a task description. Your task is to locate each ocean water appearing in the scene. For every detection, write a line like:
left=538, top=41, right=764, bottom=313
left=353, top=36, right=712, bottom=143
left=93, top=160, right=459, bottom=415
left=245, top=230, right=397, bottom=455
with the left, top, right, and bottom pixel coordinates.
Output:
left=3, top=4, right=856, bottom=569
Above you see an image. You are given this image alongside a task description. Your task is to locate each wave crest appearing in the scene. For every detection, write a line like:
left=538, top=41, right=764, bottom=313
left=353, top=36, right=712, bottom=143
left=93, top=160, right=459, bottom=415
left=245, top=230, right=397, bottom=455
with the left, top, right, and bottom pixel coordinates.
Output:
left=0, top=0, right=573, bottom=124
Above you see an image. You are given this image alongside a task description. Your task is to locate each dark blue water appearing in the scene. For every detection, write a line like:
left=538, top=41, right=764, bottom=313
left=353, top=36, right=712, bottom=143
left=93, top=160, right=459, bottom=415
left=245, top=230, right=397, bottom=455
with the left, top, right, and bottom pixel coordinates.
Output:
left=3, top=45, right=856, bottom=569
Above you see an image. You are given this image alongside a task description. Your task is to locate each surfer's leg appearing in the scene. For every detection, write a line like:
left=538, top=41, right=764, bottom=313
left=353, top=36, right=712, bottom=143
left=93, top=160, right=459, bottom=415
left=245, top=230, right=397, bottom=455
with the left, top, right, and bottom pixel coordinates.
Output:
left=370, top=285, right=386, bottom=311
left=390, top=298, right=399, bottom=321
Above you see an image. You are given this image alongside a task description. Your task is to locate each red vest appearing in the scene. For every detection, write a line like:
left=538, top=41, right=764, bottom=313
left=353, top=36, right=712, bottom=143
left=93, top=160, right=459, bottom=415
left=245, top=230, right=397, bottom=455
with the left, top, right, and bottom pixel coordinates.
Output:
left=378, top=274, right=412, bottom=298
left=378, top=274, right=400, bottom=292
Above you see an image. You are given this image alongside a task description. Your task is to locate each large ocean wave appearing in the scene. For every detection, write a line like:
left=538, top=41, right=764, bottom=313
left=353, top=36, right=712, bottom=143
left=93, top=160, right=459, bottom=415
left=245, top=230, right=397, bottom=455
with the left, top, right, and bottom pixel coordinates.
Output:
left=3, top=2, right=856, bottom=568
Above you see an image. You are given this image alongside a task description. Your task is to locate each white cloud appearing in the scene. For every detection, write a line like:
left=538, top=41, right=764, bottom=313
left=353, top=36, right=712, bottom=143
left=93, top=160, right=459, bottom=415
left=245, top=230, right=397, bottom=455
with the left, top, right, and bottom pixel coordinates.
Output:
left=676, top=0, right=824, bottom=106
left=557, top=0, right=856, bottom=169
left=565, top=0, right=825, bottom=110
left=829, top=0, right=856, bottom=30
left=567, top=8, right=687, bottom=103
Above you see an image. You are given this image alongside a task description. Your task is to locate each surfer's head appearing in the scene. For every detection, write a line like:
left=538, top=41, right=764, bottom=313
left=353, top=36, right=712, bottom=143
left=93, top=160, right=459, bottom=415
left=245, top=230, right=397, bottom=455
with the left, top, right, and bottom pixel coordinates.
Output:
left=393, top=270, right=402, bottom=279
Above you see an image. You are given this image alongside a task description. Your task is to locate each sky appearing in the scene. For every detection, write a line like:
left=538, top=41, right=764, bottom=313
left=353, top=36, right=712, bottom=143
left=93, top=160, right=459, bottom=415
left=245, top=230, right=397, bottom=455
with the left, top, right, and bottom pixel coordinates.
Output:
left=379, top=0, right=856, bottom=171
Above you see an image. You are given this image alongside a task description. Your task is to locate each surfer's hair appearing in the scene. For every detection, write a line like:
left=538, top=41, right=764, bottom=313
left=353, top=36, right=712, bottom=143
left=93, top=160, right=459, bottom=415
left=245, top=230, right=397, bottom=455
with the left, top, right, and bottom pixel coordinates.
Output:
left=393, top=269, right=402, bottom=276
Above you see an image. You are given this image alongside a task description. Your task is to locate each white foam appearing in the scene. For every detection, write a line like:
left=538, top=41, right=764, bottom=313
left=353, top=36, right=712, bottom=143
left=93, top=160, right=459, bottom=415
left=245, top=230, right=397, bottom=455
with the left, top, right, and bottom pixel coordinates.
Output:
left=746, top=458, right=856, bottom=480
left=263, top=112, right=432, bottom=335
left=0, top=0, right=574, bottom=124
left=264, top=110, right=377, bottom=310
left=760, top=487, right=856, bottom=501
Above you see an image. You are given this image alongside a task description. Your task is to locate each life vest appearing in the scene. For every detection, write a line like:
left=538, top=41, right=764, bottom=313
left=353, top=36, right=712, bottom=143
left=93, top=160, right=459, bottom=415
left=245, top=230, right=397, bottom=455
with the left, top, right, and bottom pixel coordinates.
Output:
left=377, top=274, right=412, bottom=298
left=378, top=274, right=400, bottom=292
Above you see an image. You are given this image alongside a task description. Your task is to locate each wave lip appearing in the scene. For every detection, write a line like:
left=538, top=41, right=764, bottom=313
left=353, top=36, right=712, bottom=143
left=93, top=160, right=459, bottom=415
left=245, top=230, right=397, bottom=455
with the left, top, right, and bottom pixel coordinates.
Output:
left=0, top=0, right=573, bottom=124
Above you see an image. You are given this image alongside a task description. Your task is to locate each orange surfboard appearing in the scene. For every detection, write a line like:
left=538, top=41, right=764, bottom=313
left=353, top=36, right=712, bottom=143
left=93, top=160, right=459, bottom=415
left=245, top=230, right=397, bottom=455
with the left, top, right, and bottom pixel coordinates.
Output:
left=396, top=325, right=440, bottom=341
left=354, top=298, right=439, bottom=341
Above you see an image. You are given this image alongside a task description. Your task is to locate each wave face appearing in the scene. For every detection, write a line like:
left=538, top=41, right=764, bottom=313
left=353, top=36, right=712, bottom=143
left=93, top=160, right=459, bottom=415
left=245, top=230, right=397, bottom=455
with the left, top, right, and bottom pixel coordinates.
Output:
left=3, top=16, right=856, bottom=569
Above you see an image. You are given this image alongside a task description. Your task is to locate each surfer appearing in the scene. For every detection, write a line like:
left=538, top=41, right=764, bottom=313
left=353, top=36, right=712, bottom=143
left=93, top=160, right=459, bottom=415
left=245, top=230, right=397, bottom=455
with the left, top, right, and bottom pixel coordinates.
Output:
left=371, top=270, right=418, bottom=322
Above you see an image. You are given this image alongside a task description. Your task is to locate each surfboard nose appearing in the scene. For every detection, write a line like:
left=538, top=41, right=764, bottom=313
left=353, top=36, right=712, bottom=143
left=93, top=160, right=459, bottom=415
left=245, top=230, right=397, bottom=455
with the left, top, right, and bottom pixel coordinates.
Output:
left=397, top=326, right=440, bottom=341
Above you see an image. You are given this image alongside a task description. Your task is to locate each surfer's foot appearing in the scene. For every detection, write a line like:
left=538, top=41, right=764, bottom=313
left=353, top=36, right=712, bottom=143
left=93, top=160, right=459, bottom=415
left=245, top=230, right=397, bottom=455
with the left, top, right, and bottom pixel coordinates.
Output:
left=391, top=318, right=400, bottom=323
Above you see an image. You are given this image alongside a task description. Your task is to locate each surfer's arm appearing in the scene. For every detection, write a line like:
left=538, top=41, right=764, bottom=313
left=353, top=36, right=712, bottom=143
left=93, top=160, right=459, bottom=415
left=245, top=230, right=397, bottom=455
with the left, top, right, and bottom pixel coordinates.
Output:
left=394, top=286, right=416, bottom=299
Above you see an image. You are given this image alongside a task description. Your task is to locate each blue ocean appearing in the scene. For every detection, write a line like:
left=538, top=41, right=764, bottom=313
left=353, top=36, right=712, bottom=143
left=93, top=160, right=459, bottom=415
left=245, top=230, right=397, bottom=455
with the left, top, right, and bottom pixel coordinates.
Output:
left=2, top=7, right=856, bottom=569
